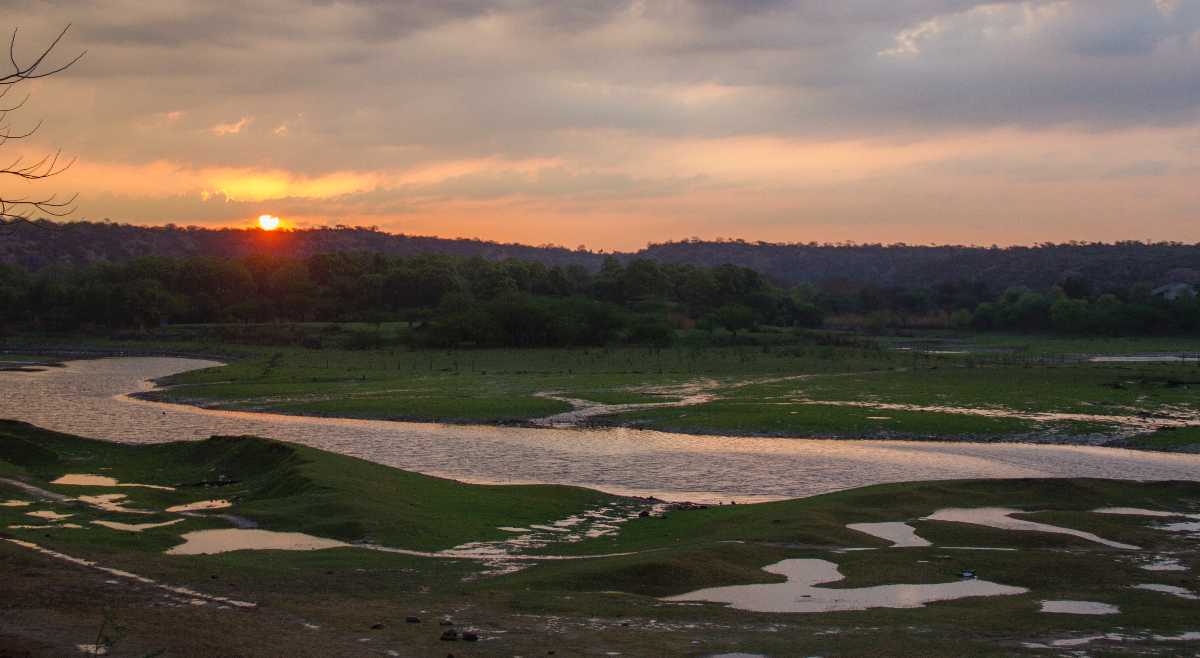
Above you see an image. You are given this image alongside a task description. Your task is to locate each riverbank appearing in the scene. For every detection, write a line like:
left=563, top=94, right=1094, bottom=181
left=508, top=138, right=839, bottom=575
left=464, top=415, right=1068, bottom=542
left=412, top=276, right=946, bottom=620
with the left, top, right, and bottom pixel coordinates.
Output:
left=7, top=355, right=1200, bottom=506
left=6, top=336, right=1200, bottom=452
left=140, top=348, right=1200, bottom=452
left=3, top=420, right=1199, bottom=656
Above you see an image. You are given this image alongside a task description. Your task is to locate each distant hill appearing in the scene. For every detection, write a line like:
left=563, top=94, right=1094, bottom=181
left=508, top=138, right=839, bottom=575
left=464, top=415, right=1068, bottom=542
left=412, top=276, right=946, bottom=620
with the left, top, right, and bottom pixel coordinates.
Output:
left=4, top=221, right=1199, bottom=292
left=0, top=221, right=603, bottom=270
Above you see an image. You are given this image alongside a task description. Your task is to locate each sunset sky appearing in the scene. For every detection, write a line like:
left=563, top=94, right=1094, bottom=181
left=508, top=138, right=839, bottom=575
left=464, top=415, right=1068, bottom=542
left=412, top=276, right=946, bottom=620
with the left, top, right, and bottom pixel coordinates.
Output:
left=6, top=1, right=1200, bottom=249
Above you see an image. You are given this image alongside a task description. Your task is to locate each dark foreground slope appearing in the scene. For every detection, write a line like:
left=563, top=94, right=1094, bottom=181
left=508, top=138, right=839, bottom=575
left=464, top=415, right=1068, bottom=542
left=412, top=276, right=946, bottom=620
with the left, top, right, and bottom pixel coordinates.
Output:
left=3, top=420, right=1199, bottom=656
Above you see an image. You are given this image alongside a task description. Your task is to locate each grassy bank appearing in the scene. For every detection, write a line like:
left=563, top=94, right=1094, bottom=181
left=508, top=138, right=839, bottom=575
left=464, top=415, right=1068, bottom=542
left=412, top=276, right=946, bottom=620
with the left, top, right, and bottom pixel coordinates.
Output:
left=3, top=421, right=1199, bottom=656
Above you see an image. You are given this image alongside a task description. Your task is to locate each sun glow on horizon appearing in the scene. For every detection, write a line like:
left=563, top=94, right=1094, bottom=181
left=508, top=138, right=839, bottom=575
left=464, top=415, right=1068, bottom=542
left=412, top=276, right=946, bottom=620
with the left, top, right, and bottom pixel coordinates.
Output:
left=257, top=214, right=281, bottom=231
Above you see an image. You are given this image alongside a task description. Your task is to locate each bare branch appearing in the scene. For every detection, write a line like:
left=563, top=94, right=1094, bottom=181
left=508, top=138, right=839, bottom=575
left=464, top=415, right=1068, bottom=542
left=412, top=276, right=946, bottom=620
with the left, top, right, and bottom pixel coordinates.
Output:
left=2, top=25, right=86, bottom=85
left=0, top=24, right=83, bottom=231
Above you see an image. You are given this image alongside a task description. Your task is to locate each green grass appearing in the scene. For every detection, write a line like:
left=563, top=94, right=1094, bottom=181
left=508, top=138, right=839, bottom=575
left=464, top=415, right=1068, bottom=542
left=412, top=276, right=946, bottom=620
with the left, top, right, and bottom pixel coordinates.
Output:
left=712, top=363, right=1200, bottom=414
left=1122, top=426, right=1200, bottom=451
left=138, top=343, right=902, bottom=424
left=144, top=345, right=1200, bottom=440
left=617, top=399, right=1046, bottom=436
left=6, top=332, right=1200, bottom=444
left=4, top=420, right=1199, bottom=656
left=0, top=420, right=611, bottom=551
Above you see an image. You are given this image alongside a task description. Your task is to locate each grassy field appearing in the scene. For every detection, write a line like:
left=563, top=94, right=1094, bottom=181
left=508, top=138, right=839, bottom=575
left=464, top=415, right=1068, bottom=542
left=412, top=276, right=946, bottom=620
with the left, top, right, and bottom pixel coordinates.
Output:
left=6, top=329, right=1200, bottom=447
left=151, top=344, right=1200, bottom=447
left=2, top=421, right=1199, bottom=656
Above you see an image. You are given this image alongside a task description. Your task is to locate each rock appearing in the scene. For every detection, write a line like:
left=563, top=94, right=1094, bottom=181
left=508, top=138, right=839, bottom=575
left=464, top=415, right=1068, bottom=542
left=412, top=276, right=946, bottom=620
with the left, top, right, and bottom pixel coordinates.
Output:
left=440, top=629, right=459, bottom=641
left=462, top=632, right=479, bottom=642
left=405, top=616, right=421, bottom=624
left=638, top=510, right=650, bottom=518
left=439, top=618, right=454, bottom=626
left=371, top=623, right=384, bottom=630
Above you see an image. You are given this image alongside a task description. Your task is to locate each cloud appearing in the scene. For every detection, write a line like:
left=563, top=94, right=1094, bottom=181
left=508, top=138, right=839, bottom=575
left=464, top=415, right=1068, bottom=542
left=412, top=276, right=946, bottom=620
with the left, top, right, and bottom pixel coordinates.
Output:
left=210, top=116, right=253, bottom=136
left=2, top=1, right=1198, bottom=246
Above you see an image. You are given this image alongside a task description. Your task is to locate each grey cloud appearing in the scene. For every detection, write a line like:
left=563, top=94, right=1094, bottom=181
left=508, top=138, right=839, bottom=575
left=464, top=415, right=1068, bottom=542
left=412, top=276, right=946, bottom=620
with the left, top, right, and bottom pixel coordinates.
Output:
left=5, top=1, right=1199, bottom=176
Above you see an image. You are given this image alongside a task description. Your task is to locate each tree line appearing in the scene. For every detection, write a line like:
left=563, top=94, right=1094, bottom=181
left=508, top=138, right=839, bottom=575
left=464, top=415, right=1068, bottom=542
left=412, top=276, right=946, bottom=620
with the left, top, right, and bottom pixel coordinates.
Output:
left=0, top=253, right=819, bottom=347
left=2, top=253, right=1196, bottom=347
left=6, top=222, right=1200, bottom=294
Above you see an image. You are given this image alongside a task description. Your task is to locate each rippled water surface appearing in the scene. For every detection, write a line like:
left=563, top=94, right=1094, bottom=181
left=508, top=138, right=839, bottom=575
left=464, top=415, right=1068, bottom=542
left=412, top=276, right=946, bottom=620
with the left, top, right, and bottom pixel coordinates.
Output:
left=3, top=358, right=1200, bottom=503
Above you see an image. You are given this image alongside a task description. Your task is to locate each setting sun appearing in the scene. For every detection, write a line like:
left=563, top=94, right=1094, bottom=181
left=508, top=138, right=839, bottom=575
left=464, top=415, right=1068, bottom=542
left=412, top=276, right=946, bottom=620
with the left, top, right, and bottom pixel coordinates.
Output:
left=257, top=214, right=281, bottom=231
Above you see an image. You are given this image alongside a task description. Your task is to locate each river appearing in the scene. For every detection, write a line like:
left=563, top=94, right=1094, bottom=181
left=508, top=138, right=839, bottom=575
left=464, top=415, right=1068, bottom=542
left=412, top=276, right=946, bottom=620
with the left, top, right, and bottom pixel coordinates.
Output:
left=2, top=357, right=1199, bottom=503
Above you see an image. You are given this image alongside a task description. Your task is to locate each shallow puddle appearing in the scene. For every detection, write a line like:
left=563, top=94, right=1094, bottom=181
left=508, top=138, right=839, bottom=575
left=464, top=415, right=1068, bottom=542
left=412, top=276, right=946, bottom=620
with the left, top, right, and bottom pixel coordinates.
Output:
left=1093, top=507, right=1191, bottom=518
left=93, top=518, right=186, bottom=533
left=1139, top=557, right=1187, bottom=571
left=662, top=558, right=1027, bottom=613
left=1157, top=521, right=1200, bottom=534
left=923, top=508, right=1139, bottom=549
left=165, top=499, right=232, bottom=513
left=1132, top=583, right=1198, bottom=600
left=1024, top=630, right=1200, bottom=649
left=166, top=529, right=349, bottom=555
left=26, top=510, right=74, bottom=521
left=532, top=381, right=717, bottom=427
left=1039, top=600, right=1119, bottom=615
left=51, top=474, right=175, bottom=491
left=1089, top=355, right=1199, bottom=363
left=792, top=398, right=1200, bottom=435
left=845, top=522, right=931, bottom=547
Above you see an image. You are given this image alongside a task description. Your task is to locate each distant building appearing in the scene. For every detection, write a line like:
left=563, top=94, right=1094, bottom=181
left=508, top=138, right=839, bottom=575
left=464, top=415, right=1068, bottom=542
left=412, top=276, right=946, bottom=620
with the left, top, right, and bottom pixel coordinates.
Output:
left=1152, top=282, right=1198, bottom=300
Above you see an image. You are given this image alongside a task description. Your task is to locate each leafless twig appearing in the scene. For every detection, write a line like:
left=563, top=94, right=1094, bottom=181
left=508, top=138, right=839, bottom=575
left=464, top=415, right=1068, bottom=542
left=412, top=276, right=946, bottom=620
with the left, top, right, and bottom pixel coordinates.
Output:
left=0, top=24, right=84, bottom=230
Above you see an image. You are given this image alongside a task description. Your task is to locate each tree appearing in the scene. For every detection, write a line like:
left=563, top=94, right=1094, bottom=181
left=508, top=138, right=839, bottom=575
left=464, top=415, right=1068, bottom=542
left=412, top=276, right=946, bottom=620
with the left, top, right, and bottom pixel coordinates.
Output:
left=712, top=304, right=756, bottom=337
left=1, top=25, right=84, bottom=227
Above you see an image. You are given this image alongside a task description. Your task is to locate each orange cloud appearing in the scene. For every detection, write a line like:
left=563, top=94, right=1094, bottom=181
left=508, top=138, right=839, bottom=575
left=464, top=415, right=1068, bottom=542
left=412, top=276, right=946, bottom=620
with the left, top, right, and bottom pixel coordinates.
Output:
left=210, top=116, right=254, bottom=136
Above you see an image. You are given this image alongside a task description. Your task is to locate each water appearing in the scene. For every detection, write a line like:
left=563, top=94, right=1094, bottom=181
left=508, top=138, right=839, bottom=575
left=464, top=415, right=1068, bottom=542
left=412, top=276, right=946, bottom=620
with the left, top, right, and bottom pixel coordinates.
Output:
left=922, top=508, right=1140, bottom=549
left=662, top=558, right=1027, bottom=612
left=1039, top=600, right=1120, bottom=615
left=3, top=357, right=1200, bottom=503
left=844, top=522, right=931, bottom=547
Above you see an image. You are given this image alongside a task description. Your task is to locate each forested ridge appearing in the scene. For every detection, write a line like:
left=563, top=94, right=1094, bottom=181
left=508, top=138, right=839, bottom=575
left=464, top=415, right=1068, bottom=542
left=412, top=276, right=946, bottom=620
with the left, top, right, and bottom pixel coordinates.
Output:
left=4, top=221, right=1200, bottom=293
left=2, top=249, right=1198, bottom=346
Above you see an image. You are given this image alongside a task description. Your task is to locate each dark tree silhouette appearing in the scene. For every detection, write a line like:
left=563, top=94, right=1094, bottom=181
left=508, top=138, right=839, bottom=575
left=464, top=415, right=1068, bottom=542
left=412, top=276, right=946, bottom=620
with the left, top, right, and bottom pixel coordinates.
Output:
left=0, top=24, right=84, bottom=228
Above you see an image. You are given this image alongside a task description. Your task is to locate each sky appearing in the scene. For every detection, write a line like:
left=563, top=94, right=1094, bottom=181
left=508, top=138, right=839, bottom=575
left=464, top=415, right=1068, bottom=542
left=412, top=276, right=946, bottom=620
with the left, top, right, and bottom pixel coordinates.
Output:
left=4, top=0, right=1200, bottom=249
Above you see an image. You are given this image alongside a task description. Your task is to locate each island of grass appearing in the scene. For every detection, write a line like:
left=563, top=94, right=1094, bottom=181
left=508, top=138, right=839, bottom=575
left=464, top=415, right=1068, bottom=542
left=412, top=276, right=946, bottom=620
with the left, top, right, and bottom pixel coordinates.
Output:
left=8, top=329, right=1196, bottom=448
left=2, top=420, right=1198, bottom=656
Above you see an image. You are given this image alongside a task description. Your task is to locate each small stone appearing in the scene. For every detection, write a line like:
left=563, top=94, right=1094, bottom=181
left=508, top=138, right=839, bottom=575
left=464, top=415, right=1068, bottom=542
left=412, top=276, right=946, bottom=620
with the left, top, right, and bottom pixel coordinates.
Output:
left=439, top=618, right=454, bottom=626
left=440, top=629, right=459, bottom=641
left=371, top=623, right=384, bottom=630
left=405, top=616, right=421, bottom=624
left=638, top=510, right=650, bottom=518
left=462, top=632, right=478, bottom=642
